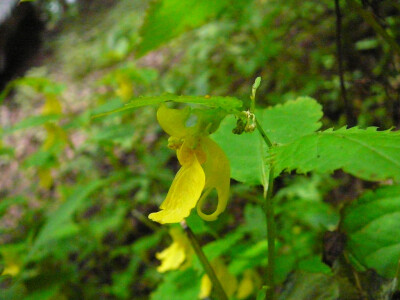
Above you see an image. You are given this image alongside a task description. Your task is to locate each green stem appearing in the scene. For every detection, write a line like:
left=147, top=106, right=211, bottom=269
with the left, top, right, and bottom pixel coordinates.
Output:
left=256, top=119, right=272, bottom=148
left=264, top=167, right=275, bottom=300
left=395, top=258, right=400, bottom=291
left=180, top=221, right=228, bottom=300
left=132, top=209, right=161, bottom=232
left=256, top=119, right=276, bottom=300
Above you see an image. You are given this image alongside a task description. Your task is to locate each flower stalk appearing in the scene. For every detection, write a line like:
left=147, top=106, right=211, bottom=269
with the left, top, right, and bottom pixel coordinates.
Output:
left=256, top=123, right=276, bottom=300
left=251, top=77, right=276, bottom=299
left=180, top=220, right=229, bottom=300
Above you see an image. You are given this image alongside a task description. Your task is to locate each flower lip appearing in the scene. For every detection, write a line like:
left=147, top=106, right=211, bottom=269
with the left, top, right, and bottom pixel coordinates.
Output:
left=149, top=104, right=230, bottom=224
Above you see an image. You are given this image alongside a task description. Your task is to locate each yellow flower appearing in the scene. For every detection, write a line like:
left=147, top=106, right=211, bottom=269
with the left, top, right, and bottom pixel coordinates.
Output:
left=199, top=258, right=237, bottom=299
left=155, top=227, right=193, bottom=273
left=149, top=104, right=230, bottom=224
left=236, top=269, right=261, bottom=299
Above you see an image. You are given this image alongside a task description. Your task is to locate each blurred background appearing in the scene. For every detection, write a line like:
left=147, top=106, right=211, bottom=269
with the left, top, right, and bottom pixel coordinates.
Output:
left=0, top=0, right=399, bottom=299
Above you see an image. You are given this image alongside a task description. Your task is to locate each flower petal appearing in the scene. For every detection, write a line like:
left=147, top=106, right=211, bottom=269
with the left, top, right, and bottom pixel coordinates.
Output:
left=197, top=137, right=230, bottom=221
left=237, top=270, right=257, bottom=299
left=157, top=103, right=191, bottom=138
left=199, top=273, right=212, bottom=299
left=155, top=228, right=192, bottom=272
left=156, top=242, right=185, bottom=273
left=149, top=155, right=206, bottom=224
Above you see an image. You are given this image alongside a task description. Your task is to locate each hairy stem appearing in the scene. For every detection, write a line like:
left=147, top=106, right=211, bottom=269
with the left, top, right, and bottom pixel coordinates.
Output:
left=181, top=221, right=228, bottom=300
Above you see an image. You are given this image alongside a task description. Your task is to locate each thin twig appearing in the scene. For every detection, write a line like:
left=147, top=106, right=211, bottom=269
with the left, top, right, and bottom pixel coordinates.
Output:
left=343, top=252, right=368, bottom=300
left=346, top=0, right=400, bottom=57
left=132, top=209, right=161, bottom=232
left=335, top=0, right=356, bottom=127
left=180, top=221, right=228, bottom=300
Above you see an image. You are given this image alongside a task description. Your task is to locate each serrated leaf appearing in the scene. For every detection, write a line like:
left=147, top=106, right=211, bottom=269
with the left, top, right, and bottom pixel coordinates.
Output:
left=93, top=94, right=242, bottom=118
left=272, top=127, right=400, bottom=181
left=212, top=116, right=266, bottom=184
left=260, top=97, right=323, bottom=144
left=212, top=97, right=323, bottom=185
left=137, top=0, right=230, bottom=57
left=342, top=185, right=400, bottom=278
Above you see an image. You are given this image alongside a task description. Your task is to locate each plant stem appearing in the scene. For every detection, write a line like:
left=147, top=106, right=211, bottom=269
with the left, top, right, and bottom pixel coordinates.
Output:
left=180, top=221, right=228, bottom=300
left=256, top=119, right=272, bottom=147
left=264, top=167, right=276, bottom=300
left=395, top=259, right=400, bottom=290
left=256, top=120, right=276, bottom=300
left=334, top=0, right=356, bottom=127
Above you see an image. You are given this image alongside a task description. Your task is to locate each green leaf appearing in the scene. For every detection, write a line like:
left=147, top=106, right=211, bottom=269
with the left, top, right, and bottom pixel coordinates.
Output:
left=229, top=240, right=268, bottom=275
left=297, top=256, right=332, bottom=274
left=342, top=185, right=400, bottom=277
left=27, top=180, right=109, bottom=261
left=256, top=288, right=268, bottom=300
left=279, top=271, right=339, bottom=300
left=272, top=127, right=400, bottom=181
left=243, top=204, right=267, bottom=239
left=212, top=97, right=322, bottom=185
left=93, top=93, right=242, bottom=118
left=23, top=269, right=73, bottom=300
left=137, top=0, right=231, bottom=57
left=192, top=229, right=245, bottom=271
left=91, top=124, right=135, bottom=143
left=260, top=96, right=323, bottom=144
left=132, top=232, right=163, bottom=254
left=3, top=114, right=61, bottom=134
left=110, top=256, right=141, bottom=299
left=212, top=116, right=267, bottom=184
left=0, top=77, right=64, bottom=103
left=151, top=268, right=200, bottom=300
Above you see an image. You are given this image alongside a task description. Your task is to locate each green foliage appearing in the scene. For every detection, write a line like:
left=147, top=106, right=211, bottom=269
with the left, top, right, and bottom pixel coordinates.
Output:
left=0, top=77, right=65, bottom=103
left=3, top=115, right=61, bottom=133
left=342, top=185, right=400, bottom=278
left=151, top=269, right=201, bottom=300
left=213, top=97, right=323, bottom=185
left=27, top=180, right=110, bottom=261
left=279, top=272, right=339, bottom=300
left=2, top=0, right=400, bottom=298
left=212, top=117, right=266, bottom=184
left=95, top=93, right=243, bottom=119
left=137, top=0, right=233, bottom=57
left=272, top=127, right=400, bottom=181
